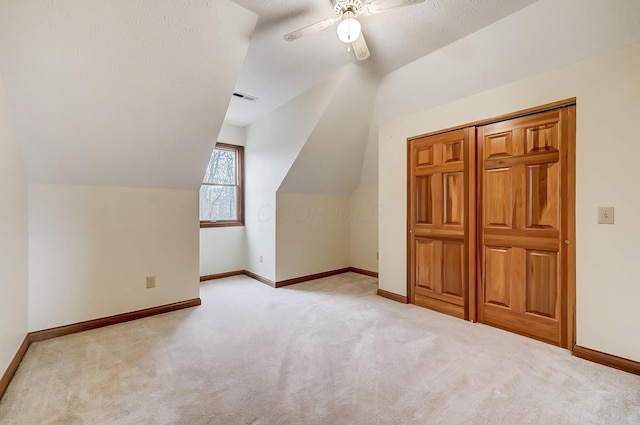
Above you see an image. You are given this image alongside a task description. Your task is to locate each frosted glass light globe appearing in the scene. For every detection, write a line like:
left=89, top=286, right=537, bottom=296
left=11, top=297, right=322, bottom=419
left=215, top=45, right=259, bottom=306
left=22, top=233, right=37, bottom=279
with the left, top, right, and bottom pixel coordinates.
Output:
left=336, top=17, right=361, bottom=43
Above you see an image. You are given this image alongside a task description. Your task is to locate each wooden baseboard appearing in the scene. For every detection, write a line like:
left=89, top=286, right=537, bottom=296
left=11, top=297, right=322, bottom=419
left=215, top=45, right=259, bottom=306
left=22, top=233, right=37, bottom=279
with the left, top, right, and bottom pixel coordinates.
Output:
left=29, top=298, right=201, bottom=343
left=275, top=268, right=351, bottom=288
left=573, top=345, right=640, bottom=376
left=243, top=270, right=276, bottom=287
left=205, top=267, right=378, bottom=288
left=1, top=298, right=202, bottom=401
left=349, top=267, right=379, bottom=278
left=377, top=289, right=408, bottom=304
left=200, top=270, right=244, bottom=282
left=0, top=335, right=30, bottom=401
left=243, top=267, right=378, bottom=288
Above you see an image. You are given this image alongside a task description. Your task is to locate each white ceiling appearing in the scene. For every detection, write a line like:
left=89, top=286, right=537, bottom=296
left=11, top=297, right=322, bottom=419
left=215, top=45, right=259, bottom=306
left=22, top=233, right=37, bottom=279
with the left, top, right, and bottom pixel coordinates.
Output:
left=226, top=0, right=540, bottom=126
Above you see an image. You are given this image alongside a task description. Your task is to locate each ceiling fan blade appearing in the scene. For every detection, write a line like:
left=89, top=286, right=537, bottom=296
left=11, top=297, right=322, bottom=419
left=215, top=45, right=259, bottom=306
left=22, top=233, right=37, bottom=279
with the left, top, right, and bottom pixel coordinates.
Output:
left=283, top=17, right=339, bottom=42
left=364, top=0, right=425, bottom=15
left=352, top=32, right=370, bottom=61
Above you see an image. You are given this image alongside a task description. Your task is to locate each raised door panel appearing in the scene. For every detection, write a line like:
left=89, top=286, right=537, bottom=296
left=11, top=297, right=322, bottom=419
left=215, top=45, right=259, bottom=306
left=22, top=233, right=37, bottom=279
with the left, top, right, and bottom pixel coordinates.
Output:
left=526, top=250, right=559, bottom=319
left=484, top=168, right=513, bottom=228
left=525, top=122, right=559, bottom=154
left=443, top=172, right=464, bottom=226
left=484, top=132, right=514, bottom=159
left=415, top=239, right=438, bottom=292
left=484, top=247, right=511, bottom=308
left=443, top=140, right=464, bottom=164
left=442, top=240, right=464, bottom=298
left=416, top=175, right=433, bottom=224
left=527, top=163, right=559, bottom=229
left=416, top=145, right=434, bottom=166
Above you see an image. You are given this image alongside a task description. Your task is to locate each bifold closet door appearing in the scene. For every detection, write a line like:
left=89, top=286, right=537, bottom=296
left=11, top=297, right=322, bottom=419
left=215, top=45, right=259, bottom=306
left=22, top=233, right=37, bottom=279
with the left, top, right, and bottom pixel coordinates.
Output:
left=477, top=106, right=576, bottom=348
left=408, top=128, right=476, bottom=320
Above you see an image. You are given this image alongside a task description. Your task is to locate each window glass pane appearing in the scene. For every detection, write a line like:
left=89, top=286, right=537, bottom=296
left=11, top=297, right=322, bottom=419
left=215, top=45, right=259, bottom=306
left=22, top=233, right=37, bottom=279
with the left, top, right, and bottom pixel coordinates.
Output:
left=203, top=149, right=236, bottom=185
left=200, top=185, right=237, bottom=221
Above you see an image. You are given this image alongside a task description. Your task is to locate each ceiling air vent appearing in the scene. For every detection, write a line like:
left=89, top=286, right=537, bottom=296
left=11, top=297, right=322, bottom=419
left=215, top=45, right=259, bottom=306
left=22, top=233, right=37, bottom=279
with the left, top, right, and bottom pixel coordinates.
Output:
left=232, top=92, right=257, bottom=102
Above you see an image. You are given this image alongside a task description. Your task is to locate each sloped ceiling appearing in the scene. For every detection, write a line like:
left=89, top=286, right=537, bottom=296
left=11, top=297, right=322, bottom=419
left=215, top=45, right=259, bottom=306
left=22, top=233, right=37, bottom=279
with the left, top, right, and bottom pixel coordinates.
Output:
left=227, top=0, right=540, bottom=126
left=0, top=0, right=257, bottom=189
left=245, top=68, right=345, bottom=194
left=278, top=64, right=378, bottom=195
left=356, top=0, right=640, bottom=186
left=375, top=0, right=640, bottom=126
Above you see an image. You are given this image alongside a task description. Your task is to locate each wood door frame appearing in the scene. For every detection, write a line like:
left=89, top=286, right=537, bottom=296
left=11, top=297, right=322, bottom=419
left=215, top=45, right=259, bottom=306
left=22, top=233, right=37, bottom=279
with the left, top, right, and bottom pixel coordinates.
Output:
left=464, top=127, right=477, bottom=321
left=406, top=98, right=576, bottom=347
left=560, top=105, right=577, bottom=348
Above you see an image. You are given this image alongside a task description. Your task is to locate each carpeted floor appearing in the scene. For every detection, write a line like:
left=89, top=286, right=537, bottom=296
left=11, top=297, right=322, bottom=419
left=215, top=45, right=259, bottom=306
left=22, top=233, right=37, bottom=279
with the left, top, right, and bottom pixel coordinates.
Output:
left=0, top=272, right=639, bottom=424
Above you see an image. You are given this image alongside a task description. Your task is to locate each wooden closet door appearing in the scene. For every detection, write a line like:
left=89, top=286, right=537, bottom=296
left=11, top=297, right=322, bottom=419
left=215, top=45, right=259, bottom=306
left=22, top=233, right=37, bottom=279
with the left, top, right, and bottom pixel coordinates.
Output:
left=408, top=129, right=476, bottom=320
left=477, top=106, right=575, bottom=348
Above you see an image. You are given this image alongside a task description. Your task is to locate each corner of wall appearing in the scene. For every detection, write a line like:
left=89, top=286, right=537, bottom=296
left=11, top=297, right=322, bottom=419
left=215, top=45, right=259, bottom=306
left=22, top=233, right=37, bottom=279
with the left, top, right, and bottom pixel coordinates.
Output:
left=349, top=183, right=379, bottom=273
left=0, top=77, right=29, bottom=375
left=243, top=69, right=347, bottom=282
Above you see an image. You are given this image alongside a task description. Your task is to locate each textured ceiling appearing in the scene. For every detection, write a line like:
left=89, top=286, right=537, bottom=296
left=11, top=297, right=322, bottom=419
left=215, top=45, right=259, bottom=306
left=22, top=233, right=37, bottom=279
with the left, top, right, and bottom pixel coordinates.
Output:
left=0, top=0, right=257, bottom=188
left=226, top=0, right=540, bottom=126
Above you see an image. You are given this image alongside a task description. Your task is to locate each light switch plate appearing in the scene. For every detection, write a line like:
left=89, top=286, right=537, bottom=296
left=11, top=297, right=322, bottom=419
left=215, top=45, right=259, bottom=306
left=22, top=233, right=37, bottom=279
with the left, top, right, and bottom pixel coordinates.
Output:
left=598, top=207, right=614, bottom=224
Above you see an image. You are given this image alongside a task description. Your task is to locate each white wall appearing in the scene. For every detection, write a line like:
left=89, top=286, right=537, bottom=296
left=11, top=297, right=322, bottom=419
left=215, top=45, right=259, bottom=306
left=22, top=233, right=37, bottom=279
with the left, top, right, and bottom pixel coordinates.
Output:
left=200, top=226, right=246, bottom=276
left=379, top=43, right=640, bottom=362
left=217, top=123, right=246, bottom=147
left=279, top=65, right=378, bottom=195
left=0, top=78, right=28, bottom=375
left=276, top=193, right=351, bottom=281
left=28, top=185, right=199, bottom=331
left=350, top=184, right=378, bottom=273
left=244, top=71, right=343, bottom=281
left=200, top=123, right=247, bottom=276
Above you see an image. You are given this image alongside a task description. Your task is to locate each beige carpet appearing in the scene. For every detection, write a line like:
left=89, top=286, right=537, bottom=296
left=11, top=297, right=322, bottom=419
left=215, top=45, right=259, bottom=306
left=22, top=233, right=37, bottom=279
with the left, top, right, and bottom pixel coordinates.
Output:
left=1, top=272, right=639, bottom=424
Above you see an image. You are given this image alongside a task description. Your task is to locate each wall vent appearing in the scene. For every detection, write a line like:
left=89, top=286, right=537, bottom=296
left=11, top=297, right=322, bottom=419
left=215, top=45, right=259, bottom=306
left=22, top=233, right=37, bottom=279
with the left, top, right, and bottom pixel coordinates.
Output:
left=232, top=92, right=257, bottom=102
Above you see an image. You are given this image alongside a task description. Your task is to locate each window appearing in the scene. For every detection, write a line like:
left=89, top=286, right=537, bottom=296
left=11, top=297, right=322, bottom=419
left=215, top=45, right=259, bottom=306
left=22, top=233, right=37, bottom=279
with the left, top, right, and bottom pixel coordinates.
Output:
left=200, top=143, right=244, bottom=227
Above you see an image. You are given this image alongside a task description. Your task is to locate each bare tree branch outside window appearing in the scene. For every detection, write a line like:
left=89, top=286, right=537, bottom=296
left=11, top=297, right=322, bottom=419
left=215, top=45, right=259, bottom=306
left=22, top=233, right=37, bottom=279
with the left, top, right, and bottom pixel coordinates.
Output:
left=200, top=144, right=243, bottom=226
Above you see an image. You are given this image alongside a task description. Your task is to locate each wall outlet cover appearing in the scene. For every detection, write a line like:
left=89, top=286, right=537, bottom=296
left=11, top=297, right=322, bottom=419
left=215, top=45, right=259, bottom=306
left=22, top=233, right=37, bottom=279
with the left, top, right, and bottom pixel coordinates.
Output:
left=598, top=207, right=615, bottom=224
left=146, top=276, right=156, bottom=288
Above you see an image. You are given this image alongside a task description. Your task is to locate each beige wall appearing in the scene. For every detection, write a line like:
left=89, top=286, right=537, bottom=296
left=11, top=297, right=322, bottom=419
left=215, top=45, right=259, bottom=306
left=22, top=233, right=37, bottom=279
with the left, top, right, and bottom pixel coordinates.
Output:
left=0, top=78, right=28, bottom=374
left=276, top=193, right=351, bottom=281
left=241, top=66, right=383, bottom=282
left=350, top=184, right=378, bottom=273
left=244, top=72, right=342, bottom=281
left=200, top=124, right=247, bottom=276
left=200, top=226, right=246, bottom=276
left=379, top=43, right=640, bottom=362
left=28, top=184, right=199, bottom=331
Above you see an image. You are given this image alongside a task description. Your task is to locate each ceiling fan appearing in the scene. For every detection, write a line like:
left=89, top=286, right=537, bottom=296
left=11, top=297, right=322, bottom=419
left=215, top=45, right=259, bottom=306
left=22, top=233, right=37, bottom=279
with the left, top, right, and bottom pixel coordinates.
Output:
left=283, top=0, right=425, bottom=61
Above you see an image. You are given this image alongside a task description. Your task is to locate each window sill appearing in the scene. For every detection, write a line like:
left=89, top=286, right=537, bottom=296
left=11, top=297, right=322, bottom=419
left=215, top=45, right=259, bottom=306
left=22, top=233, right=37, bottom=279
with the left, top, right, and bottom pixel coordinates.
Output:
left=200, top=221, right=244, bottom=228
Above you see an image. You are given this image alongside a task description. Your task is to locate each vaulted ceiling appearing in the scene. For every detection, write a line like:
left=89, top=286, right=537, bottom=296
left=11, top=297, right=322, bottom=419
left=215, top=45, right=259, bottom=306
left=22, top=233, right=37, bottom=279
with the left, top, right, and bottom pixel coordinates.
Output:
left=1, top=0, right=638, bottom=193
left=226, top=0, right=539, bottom=126
left=0, top=0, right=256, bottom=189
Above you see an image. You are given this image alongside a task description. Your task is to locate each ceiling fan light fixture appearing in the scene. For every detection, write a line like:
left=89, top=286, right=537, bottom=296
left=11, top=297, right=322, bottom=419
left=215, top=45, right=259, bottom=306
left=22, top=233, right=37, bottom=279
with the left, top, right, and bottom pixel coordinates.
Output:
left=336, top=16, right=361, bottom=43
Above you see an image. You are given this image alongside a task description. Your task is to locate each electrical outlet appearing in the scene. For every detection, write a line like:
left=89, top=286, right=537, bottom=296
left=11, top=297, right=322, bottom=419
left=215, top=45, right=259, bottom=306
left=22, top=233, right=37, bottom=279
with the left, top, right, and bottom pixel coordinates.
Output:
left=146, top=276, right=156, bottom=288
left=259, top=255, right=263, bottom=264
left=598, top=207, right=615, bottom=224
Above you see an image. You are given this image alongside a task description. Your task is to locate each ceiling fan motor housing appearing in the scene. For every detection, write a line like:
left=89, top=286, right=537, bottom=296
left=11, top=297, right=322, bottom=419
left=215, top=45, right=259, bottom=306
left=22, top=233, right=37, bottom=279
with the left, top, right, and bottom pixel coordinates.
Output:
left=334, top=0, right=364, bottom=17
